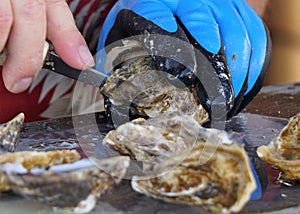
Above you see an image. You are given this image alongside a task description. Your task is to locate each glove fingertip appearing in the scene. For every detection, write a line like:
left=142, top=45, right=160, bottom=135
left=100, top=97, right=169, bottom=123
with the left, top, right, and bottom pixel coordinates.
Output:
left=132, top=1, right=178, bottom=32
left=193, top=31, right=221, bottom=55
left=176, top=2, right=221, bottom=54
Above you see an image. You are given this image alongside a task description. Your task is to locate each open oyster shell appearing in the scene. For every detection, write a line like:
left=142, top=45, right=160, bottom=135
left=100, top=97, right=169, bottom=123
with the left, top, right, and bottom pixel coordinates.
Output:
left=100, top=40, right=208, bottom=126
left=103, top=111, right=256, bottom=213
left=132, top=142, right=256, bottom=214
left=0, top=113, right=24, bottom=153
left=1, top=155, right=130, bottom=213
left=0, top=150, right=80, bottom=192
left=257, top=113, right=300, bottom=180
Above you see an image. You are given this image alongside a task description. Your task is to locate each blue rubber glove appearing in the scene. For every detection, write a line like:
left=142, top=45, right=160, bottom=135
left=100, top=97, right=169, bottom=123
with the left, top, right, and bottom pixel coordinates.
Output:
left=97, top=0, right=271, bottom=118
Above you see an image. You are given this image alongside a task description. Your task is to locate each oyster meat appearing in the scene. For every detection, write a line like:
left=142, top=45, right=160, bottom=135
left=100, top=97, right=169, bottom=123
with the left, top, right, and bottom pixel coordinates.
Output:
left=0, top=150, right=81, bottom=192
left=257, top=113, right=300, bottom=180
left=103, top=111, right=256, bottom=213
left=1, top=155, right=130, bottom=213
left=0, top=113, right=24, bottom=153
left=100, top=40, right=208, bottom=126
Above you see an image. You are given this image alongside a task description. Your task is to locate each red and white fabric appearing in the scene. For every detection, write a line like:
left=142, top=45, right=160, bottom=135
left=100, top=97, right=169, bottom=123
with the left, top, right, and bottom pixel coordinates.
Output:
left=0, top=0, right=117, bottom=123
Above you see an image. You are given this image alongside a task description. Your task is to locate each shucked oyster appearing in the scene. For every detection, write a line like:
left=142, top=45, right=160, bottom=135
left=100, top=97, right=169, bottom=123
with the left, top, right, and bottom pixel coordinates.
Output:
left=132, top=142, right=256, bottom=214
left=1, top=155, right=130, bottom=213
left=0, top=150, right=81, bottom=192
left=0, top=113, right=24, bottom=153
left=103, top=111, right=256, bottom=213
left=100, top=40, right=208, bottom=126
left=257, top=113, right=300, bottom=180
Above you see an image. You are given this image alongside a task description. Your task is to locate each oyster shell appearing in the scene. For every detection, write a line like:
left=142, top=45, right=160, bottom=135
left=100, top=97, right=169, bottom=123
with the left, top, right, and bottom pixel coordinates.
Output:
left=100, top=40, right=208, bottom=126
left=103, top=111, right=199, bottom=168
left=1, top=155, right=130, bottom=213
left=0, top=150, right=81, bottom=192
left=257, top=113, right=300, bottom=180
left=0, top=113, right=24, bottom=153
left=103, top=111, right=256, bottom=213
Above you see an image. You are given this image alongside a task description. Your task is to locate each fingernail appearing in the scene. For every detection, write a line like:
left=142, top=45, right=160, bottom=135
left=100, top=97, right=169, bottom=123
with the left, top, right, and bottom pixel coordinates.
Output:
left=78, top=45, right=95, bottom=67
left=10, top=77, right=33, bottom=94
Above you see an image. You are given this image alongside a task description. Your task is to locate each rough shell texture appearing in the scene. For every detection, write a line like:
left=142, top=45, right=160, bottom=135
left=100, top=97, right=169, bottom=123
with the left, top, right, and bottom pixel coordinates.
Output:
left=103, top=111, right=201, bottom=171
left=100, top=40, right=208, bottom=126
left=257, top=113, right=300, bottom=180
left=1, top=156, right=130, bottom=213
left=0, top=113, right=24, bottom=154
left=103, top=111, right=256, bottom=213
left=0, top=150, right=81, bottom=192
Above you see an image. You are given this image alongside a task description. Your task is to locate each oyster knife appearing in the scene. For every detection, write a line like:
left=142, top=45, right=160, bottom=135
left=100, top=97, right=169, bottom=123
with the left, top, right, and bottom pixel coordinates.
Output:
left=43, top=43, right=108, bottom=88
left=0, top=41, right=108, bottom=89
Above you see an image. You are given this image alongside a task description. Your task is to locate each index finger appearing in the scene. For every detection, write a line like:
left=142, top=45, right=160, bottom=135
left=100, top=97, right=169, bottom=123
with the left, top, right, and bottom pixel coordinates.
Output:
left=46, top=0, right=94, bottom=70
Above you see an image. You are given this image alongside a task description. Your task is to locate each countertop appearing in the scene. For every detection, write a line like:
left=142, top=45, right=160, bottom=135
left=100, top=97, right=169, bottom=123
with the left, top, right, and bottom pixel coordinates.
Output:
left=243, top=82, right=300, bottom=118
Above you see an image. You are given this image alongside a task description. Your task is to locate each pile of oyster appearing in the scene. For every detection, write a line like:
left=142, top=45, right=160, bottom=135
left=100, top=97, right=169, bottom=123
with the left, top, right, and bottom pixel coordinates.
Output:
left=4, top=38, right=300, bottom=214
left=103, top=111, right=257, bottom=213
left=0, top=114, right=130, bottom=213
left=257, top=113, right=300, bottom=180
left=99, top=40, right=257, bottom=213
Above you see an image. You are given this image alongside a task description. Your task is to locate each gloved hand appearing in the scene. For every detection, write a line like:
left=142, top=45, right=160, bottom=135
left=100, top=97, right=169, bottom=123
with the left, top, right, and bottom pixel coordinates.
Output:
left=97, top=0, right=271, bottom=119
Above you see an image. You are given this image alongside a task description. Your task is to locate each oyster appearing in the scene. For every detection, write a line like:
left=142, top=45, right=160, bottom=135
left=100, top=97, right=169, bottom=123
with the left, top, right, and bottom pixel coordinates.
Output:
left=0, top=113, right=24, bottom=153
left=0, top=150, right=81, bottom=192
left=100, top=40, right=208, bottom=126
left=103, top=111, right=256, bottom=213
left=103, top=111, right=199, bottom=168
left=1, top=155, right=130, bottom=213
left=257, top=113, right=300, bottom=180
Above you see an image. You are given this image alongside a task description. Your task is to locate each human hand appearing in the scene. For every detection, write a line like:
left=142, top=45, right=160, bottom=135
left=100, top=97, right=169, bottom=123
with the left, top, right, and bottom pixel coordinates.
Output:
left=0, top=0, right=94, bottom=94
left=98, top=0, right=271, bottom=119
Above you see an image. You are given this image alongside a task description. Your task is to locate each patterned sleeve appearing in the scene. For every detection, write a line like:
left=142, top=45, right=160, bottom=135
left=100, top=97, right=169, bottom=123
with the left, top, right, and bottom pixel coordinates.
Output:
left=0, top=0, right=118, bottom=123
left=67, top=0, right=117, bottom=54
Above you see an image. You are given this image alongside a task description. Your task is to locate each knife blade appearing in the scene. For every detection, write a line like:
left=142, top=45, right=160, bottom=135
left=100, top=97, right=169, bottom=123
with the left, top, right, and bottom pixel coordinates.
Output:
left=43, top=47, right=108, bottom=88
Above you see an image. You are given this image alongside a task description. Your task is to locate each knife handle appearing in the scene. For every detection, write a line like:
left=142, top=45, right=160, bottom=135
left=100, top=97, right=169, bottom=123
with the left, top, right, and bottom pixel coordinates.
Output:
left=0, top=41, right=50, bottom=66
